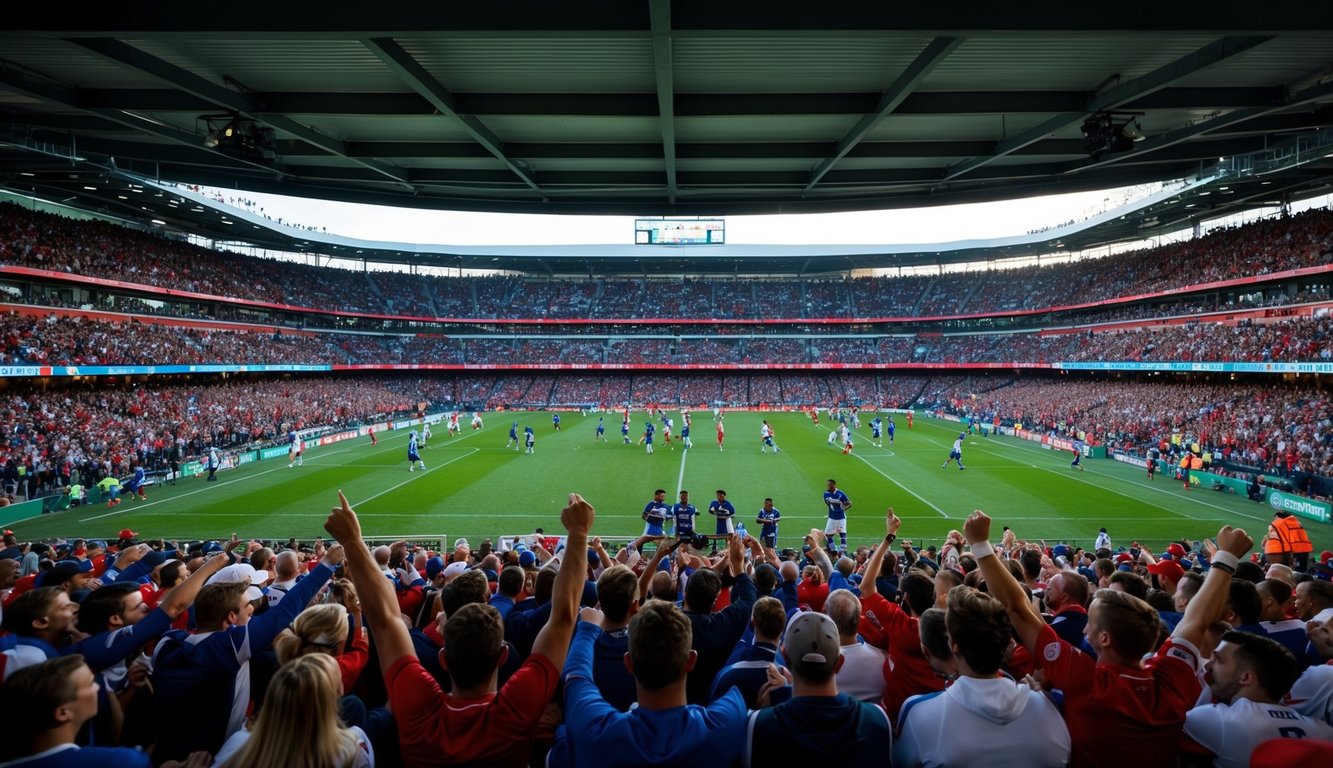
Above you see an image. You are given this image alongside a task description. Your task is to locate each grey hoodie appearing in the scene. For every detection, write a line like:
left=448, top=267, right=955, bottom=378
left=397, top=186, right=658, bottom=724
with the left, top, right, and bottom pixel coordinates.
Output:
left=894, top=675, right=1071, bottom=767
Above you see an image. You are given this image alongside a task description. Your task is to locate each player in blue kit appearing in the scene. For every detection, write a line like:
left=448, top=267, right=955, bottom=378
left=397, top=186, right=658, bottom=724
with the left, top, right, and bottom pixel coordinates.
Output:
left=870, top=417, right=882, bottom=448
left=709, top=489, right=737, bottom=535
left=641, top=488, right=670, bottom=538
left=595, top=416, right=606, bottom=442
left=942, top=432, right=966, bottom=470
left=823, top=479, right=851, bottom=550
left=756, top=498, right=781, bottom=548
left=552, top=413, right=561, bottom=431
left=524, top=425, right=535, bottom=454
left=642, top=421, right=655, bottom=454
left=621, top=418, right=631, bottom=445
left=407, top=430, right=425, bottom=471
left=886, top=415, right=896, bottom=445
left=672, top=491, right=698, bottom=540
left=507, top=421, right=520, bottom=450
left=124, top=462, right=148, bottom=501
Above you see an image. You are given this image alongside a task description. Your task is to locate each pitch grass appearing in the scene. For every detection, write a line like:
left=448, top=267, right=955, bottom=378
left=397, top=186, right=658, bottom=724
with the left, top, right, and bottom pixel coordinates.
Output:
left=12, top=412, right=1331, bottom=553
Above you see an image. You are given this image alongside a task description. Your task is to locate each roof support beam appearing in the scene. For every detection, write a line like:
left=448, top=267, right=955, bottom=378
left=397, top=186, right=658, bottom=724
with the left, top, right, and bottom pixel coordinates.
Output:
left=805, top=36, right=962, bottom=192
left=68, top=37, right=414, bottom=187
left=1064, top=79, right=1333, bottom=175
left=942, top=35, right=1273, bottom=182
left=649, top=0, right=677, bottom=203
left=362, top=37, right=543, bottom=197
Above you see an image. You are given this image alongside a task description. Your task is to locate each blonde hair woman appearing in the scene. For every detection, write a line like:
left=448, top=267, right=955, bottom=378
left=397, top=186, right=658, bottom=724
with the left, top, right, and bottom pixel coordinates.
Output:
left=273, top=597, right=369, bottom=693
left=217, top=654, right=372, bottom=767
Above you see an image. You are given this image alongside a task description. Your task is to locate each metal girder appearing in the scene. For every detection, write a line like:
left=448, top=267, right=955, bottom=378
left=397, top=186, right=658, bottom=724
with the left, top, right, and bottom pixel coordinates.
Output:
left=649, top=0, right=677, bottom=203
left=805, top=36, right=961, bottom=192
left=1064, top=79, right=1333, bottom=175
left=362, top=37, right=543, bottom=196
left=0, top=64, right=280, bottom=176
left=943, top=35, right=1273, bottom=181
left=68, top=37, right=413, bottom=186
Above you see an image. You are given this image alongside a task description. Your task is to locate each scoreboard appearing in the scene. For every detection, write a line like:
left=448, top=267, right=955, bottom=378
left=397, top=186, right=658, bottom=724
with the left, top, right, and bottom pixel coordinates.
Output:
left=634, top=218, right=725, bottom=245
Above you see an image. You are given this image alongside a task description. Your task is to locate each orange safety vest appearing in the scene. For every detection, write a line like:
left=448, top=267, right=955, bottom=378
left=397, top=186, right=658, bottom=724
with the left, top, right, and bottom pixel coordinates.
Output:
left=1264, top=515, right=1314, bottom=555
left=1189, top=455, right=1203, bottom=470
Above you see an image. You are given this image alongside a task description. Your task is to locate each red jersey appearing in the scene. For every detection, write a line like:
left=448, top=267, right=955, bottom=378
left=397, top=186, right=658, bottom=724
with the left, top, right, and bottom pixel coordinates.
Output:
left=386, top=652, right=559, bottom=768
left=1034, top=623, right=1202, bottom=768
left=859, top=592, right=945, bottom=722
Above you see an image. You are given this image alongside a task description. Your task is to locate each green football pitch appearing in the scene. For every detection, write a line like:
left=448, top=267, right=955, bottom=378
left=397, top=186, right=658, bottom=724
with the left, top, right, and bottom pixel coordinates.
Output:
left=10, top=412, right=1330, bottom=553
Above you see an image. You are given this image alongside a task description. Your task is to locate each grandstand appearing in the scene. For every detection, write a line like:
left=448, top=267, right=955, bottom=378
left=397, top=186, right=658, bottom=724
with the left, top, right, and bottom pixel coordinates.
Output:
left=2, top=7, right=1333, bottom=767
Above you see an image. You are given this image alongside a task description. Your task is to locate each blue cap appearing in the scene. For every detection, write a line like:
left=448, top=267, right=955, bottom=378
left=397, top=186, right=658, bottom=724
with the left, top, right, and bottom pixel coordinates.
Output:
left=425, top=556, right=445, bottom=579
left=141, top=550, right=169, bottom=569
left=519, top=550, right=537, bottom=568
left=203, top=541, right=224, bottom=555
left=1078, top=566, right=1098, bottom=582
left=483, top=569, right=498, bottom=582
left=1116, top=563, right=1134, bottom=572
left=1052, top=544, right=1070, bottom=560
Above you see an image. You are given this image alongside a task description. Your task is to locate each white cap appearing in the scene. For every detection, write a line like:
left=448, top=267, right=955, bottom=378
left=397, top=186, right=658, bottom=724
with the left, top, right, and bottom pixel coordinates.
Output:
left=442, top=561, right=468, bottom=579
left=206, top=563, right=269, bottom=602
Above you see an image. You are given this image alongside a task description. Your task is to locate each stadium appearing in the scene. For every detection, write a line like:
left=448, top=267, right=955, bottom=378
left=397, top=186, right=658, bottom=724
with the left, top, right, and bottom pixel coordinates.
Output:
left=1, top=4, right=1332, bottom=766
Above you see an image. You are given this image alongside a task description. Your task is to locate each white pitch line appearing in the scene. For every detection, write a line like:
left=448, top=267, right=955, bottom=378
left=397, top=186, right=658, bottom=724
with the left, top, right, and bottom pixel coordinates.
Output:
left=812, top=422, right=948, bottom=518
left=675, top=444, right=690, bottom=496
left=349, top=448, right=480, bottom=508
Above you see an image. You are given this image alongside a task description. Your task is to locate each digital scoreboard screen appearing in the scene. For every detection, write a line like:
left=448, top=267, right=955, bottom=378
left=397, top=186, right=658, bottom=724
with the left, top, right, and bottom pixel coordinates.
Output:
left=634, top=218, right=725, bottom=245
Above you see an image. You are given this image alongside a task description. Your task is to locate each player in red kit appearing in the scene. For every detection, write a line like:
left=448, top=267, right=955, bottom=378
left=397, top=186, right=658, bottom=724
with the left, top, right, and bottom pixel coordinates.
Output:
left=368, top=426, right=377, bottom=446
left=716, top=417, right=725, bottom=451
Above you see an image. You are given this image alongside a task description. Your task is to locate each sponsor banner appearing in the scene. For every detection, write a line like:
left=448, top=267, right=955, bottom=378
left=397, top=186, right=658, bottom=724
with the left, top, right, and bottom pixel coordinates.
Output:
left=318, top=430, right=359, bottom=446
left=181, top=460, right=203, bottom=477
left=1267, top=490, right=1332, bottom=524
left=1112, top=452, right=1149, bottom=468
left=260, top=446, right=290, bottom=460
left=1057, top=361, right=1333, bottom=374
left=236, top=451, right=258, bottom=466
left=0, top=363, right=333, bottom=378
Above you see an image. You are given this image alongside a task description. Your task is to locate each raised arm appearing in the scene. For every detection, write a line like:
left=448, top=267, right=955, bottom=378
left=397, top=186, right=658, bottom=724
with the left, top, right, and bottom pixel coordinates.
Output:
left=964, top=510, right=1045, bottom=652
left=638, top=538, right=679, bottom=601
left=807, top=529, right=833, bottom=579
left=859, top=509, right=900, bottom=598
left=158, top=553, right=230, bottom=618
left=326, top=490, right=414, bottom=677
left=1173, top=525, right=1252, bottom=649
left=531, top=492, right=595, bottom=669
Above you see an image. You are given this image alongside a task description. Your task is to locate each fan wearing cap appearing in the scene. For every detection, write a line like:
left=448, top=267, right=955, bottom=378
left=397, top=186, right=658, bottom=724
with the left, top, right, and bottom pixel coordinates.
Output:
left=896, top=585, right=1070, bottom=768
left=965, top=509, right=1254, bottom=768
left=1183, top=631, right=1333, bottom=767
left=147, top=542, right=344, bottom=762
left=325, top=490, right=594, bottom=768
left=743, top=609, right=892, bottom=765
left=547, top=599, right=747, bottom=768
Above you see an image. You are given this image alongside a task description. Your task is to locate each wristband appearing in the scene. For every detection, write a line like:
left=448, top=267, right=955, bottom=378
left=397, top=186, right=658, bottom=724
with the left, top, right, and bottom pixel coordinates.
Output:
left=1210, top=551, right=1240, bottom=572
left=970, top=541, right=995, bottom=560
left=885, top=533, right=897, bottom=544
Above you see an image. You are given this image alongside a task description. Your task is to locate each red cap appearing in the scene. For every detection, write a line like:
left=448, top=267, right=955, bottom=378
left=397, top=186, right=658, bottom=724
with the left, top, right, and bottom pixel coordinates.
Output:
left=1248, top=737, right=1333, bottom=767
left=1147, top=560, right=1185, bottom=581
left=118, top=528, right=138, bottom=540
left=1115, top=552, right=1134, bottom=564
left=2, top=529, right=13, bottom=536
left=1166, top=543, right=1187, bottom=559
left=1321, top=550, right=1333, bottom=565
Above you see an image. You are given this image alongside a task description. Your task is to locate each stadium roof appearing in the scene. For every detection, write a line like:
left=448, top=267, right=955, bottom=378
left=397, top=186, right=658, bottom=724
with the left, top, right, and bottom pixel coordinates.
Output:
left=2, top=1, right=1332, bottom=226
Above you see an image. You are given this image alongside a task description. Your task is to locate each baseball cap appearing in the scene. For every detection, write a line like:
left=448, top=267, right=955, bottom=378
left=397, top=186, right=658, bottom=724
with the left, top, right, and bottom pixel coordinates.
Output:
left=206, top=563, right=269, bottom=602
left=1146, top=560, right=1184, bottom=582
left=1165, top=543, right=1187, bottom=559
left=424, top=556, right=445, bottom=579
left=118, top=529, right=138, bottom=541
left=783, top=611, right=840, bottom=679
left=202, top=541, right=224, bottom=555
left=1051, top=544, right=1069, bottom=560
left=1116, top=563, right=1134, bottom=572
left=519, top=550, right=537, bottom=568
left=1115, top=552, right=1134, bottom=565
left=442, top=561, right=468, bottom=579
left=87, top=540, right=107, bottom=552
left=36, top=559, right=93, bottom=587
left=140, top=550, right=170, bottom=569
left=2, top=529, right=12, bottom=536
left=1320, top=550, right=1333, bottom=565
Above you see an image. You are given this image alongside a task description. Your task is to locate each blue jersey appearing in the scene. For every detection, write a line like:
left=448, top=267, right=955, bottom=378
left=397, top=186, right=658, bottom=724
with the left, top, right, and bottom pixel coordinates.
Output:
left=681, top=424, right=690, bottom=437
left=596, top=419, right=605, bottom=434
left=644, top=422, right=655, bottom=443
left=824, top=489, right=850, bottom=520
left=757, top=507, right=781, bottom=538
left=525, top=427, right=535, bottom=445
left=408, top=435, right=420, bottom=458
left=288, top=431, right=297, bottom=445
left=709, top=500, right=736, bottom=521
left=621, top=422, right=630, bottom=435
left=887, top=420, right=895, bottom=435
left=510, top=423, right=519, bottom=439
left=129, top=467, right=145, bottom=486
left=553, top=414, right=561, bottom=425
left=672, top=503, right=698, bottom=535
left=871, top=420, right=882, bottom=438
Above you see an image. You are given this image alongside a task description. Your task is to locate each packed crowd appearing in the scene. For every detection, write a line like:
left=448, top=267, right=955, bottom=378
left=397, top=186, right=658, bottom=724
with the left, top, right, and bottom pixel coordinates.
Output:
left=2, top=496, right=1331, bottom=766
left=3, top=203, right=1330, bottom=325
left=3, top=310, right=1330, bottom=369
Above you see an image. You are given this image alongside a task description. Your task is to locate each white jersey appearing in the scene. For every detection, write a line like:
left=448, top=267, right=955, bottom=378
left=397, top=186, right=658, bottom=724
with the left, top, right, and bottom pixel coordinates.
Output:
left=895, top=675, right=1070, bottom=768
left=952, top=437, right=964, bottom=453
left=1183, top=696, right=1333, bottom=768
left=841, top=425, right=852, bottom=443
left=1095, top=531, right=1112, bottom=551
left=760, top=423, right=771, bottom=439
left=1286, top=664, right=1333, bottom=728
left=471, top=412, right=483, bottom=426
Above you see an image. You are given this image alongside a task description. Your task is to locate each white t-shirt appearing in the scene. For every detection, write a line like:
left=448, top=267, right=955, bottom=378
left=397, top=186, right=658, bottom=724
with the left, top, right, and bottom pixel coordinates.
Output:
left=214, top=724, right=373, bottom=767
left=1285, top=664, right=1333, bottom=728
left=894, top=675, right=1070, bottom=768
left=1184, top=696, right=1333, bottom=768
left=836, top=641, right=887, bottom=703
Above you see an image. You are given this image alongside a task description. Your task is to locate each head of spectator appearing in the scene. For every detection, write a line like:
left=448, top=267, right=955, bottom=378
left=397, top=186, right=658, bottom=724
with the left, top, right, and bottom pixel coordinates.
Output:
left=1255, top=580, right=1293, bottom=623
left=272, top=550, right=300, bottom=584
left=372, top=546, right=391, bottom=573
left=1085, top=588, right=1160, bottom=666
left=753, top=563, right=779, bottom=597
left=250, top=546, right=274, bottom=575
left=1224, top=580, right=1263, bottom=627
left=1045, top=570, right=1089, bottom=613
left=74, top=581, right=149, bottom=635
left=0, top=655, right=103, bottom=760
left=748, top=596, right=785, bottom=647
left=918, top=607, right=956, bottom=680
left=223, top=653, right=368, bottom=766
left=824, top=589, right=862, bottom=645
left=274, top=603, right=350, bottom=664
left=595, top=565, right=639, bottom=630
left=1265, top=563, right=1295, bottom=586
left=684, top=568, right=722, bottom=614
left=1146, top=559, right=1185, bottom=595
left=649, top=570, right=676, bottom=603
left=1294, top=579, right=1333, bottom=621
left=443, top=602, right=507, bottom=694
left=1094, top=558, right=1114, bottom=587
left=933, top=569, right=964, bottom=608
left=582, top=598, right=691, bottom=719
left=194, top=581, right=255, bottom=632
left=1307, top=610, right=1333, bottom=658
left=780, top=611, right=842, bottom=693
left=1204, top=631, right=1300, bottom=706
left=946, top=585, right=1012, bottom=677
left=442, top=569, right=490, bottom=616
left=1173, top=571, right=1205, bottom=613
left=35, top=560, right=93, bottom=593
left=0, top=557, right=18, bottom=590
left=1108, top=570, right=1148, bottom=601
left=900, top=571, right=936, bottom=618
left=497, top=566, right=524, bottom=600
left=1234, top=560, right=1265, bottom=584
left=2, top=586, right=78, bottom=648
